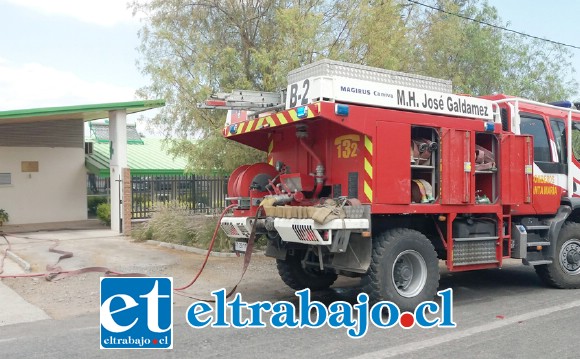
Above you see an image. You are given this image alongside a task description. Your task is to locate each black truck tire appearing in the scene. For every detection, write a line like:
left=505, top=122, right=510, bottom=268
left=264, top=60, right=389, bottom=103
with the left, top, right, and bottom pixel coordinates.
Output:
left=535, top=222, right=580, bottom=288
left=361, top=228, right=440, bottom=312
left=276, top=251, right=338, bottom=291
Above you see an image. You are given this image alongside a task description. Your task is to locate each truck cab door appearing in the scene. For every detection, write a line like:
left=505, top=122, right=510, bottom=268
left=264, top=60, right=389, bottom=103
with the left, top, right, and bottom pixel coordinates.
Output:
left=569, top=121, right=580, bottom=197
left=519, top=114, right=565, bottom=213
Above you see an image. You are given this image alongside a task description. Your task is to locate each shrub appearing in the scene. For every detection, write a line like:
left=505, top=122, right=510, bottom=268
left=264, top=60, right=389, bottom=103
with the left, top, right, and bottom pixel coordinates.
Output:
left=0, top=209, right=8, bottom=225
left=96, top=203, right=111, bottom=226
left=132, top=224, right=154, bottom=241
left=131, top=205, right=269, bottom=253
left=87, top=196, right=108, bottom=216
left=132, top=201, right=196, bottom=245
left=132, top=201, right=239, bottom=252
left=192, top=215, right=233, bottom=252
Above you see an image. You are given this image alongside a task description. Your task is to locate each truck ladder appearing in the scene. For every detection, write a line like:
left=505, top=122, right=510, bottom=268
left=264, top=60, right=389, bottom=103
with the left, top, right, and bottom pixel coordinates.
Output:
left=197, top=89, right=285, bottom=115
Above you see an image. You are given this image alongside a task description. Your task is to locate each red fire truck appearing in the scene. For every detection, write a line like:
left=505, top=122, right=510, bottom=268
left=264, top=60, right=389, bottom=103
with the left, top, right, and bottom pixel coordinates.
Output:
left=210, top=60, right=580, bottom=311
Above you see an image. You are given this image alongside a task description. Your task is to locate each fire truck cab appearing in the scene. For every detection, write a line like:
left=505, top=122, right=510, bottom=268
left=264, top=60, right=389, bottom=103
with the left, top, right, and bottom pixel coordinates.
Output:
left=215, top=60, right=580, bottom=311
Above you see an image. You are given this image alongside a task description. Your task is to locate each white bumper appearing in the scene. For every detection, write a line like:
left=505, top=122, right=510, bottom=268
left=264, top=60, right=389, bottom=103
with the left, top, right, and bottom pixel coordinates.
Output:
left=220, top=216, right=369, bottom=245
left=274, top=218, right=369, bottom=244
left=220, top=217, right=254, bottom=238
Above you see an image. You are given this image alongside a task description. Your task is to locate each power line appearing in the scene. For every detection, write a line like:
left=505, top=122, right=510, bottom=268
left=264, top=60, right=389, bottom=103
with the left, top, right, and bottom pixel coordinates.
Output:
left=406, top=0, right=580, bottom=51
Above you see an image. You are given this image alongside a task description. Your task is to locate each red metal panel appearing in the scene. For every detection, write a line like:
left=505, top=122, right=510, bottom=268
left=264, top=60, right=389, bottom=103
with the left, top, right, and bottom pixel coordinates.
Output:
left=375, top=122, right=411, bottom=204
left=441, top=129, right=470, bottom=204
left=500, top=134, right=532, bottom=205
left=324, top=125, right=367, bottom=200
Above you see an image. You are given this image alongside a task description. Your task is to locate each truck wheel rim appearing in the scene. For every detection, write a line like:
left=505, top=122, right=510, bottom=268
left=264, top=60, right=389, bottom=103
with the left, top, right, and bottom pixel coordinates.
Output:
left=391, top=250, right=427, bottom=298
left=559, top=239, right=580, bottom=275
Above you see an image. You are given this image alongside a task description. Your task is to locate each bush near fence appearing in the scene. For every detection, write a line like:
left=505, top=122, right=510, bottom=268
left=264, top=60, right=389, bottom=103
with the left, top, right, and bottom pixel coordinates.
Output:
left=87, top=196, right=108, bottom=216
left=132, top=200, right=268, bottom=252
left=131, top=201, right=233, bottom=252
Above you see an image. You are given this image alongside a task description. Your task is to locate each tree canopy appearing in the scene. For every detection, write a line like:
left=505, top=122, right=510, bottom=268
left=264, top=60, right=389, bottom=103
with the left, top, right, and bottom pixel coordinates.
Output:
left=131, top=0, right=577, bottom=173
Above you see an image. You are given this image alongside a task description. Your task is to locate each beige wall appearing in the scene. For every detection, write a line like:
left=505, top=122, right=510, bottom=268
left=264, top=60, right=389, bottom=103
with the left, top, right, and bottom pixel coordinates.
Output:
left=0, top=146, right=87, bottom=225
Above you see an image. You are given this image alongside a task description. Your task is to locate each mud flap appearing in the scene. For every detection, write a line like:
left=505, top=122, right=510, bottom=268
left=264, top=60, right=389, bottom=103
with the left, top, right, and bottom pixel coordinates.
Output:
left=331, top=234, right=372, bottom=273
left=265, top=239, right=287, bottom=260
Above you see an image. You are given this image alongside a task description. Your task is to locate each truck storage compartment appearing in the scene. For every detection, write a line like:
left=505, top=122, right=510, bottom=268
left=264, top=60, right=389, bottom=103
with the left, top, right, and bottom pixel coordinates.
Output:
left=410, top=126, right=439, bottom=203
left=452, top=217, right=499, bottom=266
left=452, top=218, right=496, bottom=238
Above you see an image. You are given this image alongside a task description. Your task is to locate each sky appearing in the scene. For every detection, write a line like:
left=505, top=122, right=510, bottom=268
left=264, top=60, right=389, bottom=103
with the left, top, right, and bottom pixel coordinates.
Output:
left=488, top=0, right=580, bottom=100
left=0, top=0, right=579, bottom=134
left=0, top=0, right=153, bottom=134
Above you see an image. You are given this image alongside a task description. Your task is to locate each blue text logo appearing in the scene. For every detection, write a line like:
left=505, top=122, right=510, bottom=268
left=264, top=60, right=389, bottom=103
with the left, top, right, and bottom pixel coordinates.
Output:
left=186, top=288, right=456, bottom=338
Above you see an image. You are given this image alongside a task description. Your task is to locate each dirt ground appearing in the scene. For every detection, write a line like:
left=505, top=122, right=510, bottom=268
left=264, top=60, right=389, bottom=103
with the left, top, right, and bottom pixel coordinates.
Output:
left=0, top=229, right=357, bottom=319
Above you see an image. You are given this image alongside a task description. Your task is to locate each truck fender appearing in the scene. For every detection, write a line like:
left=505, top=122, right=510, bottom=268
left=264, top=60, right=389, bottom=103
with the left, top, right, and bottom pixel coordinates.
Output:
left=547, top=204, right=573, bottom=260
left=561, top=197, right=580, bottom=211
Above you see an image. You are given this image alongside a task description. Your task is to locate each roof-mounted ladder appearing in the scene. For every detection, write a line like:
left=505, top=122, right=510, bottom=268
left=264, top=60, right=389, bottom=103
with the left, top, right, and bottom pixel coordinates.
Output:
left=197, top=90, right=285, bottom=115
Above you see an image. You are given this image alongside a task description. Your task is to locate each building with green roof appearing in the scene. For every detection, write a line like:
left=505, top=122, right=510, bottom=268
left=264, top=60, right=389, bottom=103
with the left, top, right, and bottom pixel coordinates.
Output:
left=85, top=137, right=189, bottom=178
left=0, top=100, right=164, bottom=230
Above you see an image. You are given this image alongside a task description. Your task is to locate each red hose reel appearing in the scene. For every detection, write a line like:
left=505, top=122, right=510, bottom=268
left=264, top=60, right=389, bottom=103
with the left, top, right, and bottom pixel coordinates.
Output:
left=227, top=163, right=278, bottom=204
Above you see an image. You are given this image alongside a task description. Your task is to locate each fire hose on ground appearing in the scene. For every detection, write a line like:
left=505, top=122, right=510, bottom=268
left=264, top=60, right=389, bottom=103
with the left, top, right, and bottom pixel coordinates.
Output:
left=0, top=203, right=260, bottom=301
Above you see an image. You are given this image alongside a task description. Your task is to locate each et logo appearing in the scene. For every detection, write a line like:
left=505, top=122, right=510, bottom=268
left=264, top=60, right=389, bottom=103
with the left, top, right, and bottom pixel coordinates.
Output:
left=100, top=277, right=173, bottom=349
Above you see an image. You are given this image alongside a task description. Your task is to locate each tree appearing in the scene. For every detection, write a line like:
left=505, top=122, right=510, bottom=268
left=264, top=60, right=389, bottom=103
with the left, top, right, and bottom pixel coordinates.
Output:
left=325, top=0, right=413, bottom=70
left=409, top=0, right=576, bottom=101
left=132, top=0, right=577, bottom=173
left=410, top=0, right=504, bottom=95
left=132, top=0, right=339, bottom=172
left=501, top=36, right=576, bottom=103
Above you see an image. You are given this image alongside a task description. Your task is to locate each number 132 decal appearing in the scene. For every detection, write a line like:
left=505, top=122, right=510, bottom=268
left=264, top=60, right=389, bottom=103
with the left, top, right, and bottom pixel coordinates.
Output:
left=335, top=134, right=360, bottom=159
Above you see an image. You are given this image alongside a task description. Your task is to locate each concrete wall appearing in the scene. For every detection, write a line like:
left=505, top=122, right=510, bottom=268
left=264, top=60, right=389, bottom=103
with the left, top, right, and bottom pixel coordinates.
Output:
left=0, top=146, right=87, bottom=225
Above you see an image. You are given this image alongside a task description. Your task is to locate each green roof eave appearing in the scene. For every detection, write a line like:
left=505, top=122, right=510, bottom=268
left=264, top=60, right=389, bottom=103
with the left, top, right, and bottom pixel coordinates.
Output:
left=96, top=169, right=186, bottom=177
left=94, top=138, right=144, bottom=144
left=130, top=169, right=187, bottom=176
left=0, top=99, right=165, bottom=123
left=85, top=152, right=111, bottom=178
left=85, top=161, right=186, bottom=178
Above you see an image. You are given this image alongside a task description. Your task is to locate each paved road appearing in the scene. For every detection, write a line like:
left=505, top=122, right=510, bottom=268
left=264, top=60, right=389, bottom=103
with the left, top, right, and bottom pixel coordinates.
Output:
left=1, top=262, right=579, bottom=359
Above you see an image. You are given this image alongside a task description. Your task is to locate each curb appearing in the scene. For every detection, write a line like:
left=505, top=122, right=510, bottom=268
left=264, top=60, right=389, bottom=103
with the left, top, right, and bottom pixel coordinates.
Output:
left=5, top=250, right=31, bottom=272
left=145, top=240, right=264, bottom=258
